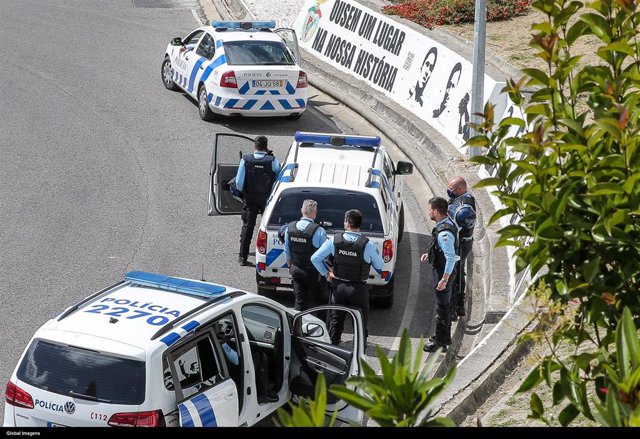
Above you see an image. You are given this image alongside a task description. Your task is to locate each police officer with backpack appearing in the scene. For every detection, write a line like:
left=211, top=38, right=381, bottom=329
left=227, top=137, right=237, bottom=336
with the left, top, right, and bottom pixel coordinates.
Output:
left=311, top=209, right=384, bottom=346
left=422, top=197, right=460, bottom=353
left=447, top=176, right=477, bottom=320
left=284, top=199, right=329, bottom=311
left=235, top=136, right=281, bottom=266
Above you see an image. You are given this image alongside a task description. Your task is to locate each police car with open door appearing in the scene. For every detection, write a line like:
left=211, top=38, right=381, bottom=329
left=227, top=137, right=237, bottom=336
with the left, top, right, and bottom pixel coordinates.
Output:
left=162, top=21, right=307, bottom=121
left=209, top=132, right=413, bottom=308
left=3, top=272, right=365, bottom=427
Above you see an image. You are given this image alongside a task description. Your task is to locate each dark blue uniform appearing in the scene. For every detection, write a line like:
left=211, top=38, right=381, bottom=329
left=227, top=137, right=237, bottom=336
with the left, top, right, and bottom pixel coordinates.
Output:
left=448, top=192, right=476, bottom=317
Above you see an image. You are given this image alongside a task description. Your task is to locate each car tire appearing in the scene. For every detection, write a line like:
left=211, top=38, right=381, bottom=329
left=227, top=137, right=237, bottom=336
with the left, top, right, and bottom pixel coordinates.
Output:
left=397, top=204, right=405, bottom=243
left=371, top=278, right=394, bottom=308
left=198, top=85, right=216, bottom=121
left=161, top=57, right=179, bottom=91
left=288, top=113, right=303, bottom=120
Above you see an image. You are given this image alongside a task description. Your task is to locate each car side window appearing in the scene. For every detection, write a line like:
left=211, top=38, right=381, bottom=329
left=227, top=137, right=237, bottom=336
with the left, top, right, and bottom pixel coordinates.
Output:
left=196, top=33, right=216, bottom=59
left=166, top=332, right=224, bottom=401
left=382, top=154, right=395, bottom=182
left=183, top=30, right=204, bottom=52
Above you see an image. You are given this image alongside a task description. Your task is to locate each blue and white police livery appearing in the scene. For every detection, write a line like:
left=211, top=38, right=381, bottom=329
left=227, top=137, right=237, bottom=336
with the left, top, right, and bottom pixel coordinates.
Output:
left=253, top=132, right=414, bottom=308
left=3, top=272, right=365, bottom=427
left=162, top=21, right=307, bottom=121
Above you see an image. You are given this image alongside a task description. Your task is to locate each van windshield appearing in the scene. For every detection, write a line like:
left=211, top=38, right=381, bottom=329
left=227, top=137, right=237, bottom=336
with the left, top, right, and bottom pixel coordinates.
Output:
left=17, top=339, right=145, bottom=405
left=268, top=188, right=384, bottom=233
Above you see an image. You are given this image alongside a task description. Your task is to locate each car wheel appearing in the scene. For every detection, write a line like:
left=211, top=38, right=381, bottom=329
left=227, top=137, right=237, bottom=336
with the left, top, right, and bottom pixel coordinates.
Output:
left=288, top=113, right=303, bottom=120
left=161, top=57, right=179, bottom=91
left=198, top=85, right=216, bottom=121
left=398, top=204, right=405, bottom=243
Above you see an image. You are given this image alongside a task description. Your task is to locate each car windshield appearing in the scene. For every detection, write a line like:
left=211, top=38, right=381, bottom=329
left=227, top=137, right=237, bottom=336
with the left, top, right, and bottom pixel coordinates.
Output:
left=267, top=188, right=384, bottom=233
left=224, top=40, right=294, bottom=65
left=17, top=339, right=145, bottom=405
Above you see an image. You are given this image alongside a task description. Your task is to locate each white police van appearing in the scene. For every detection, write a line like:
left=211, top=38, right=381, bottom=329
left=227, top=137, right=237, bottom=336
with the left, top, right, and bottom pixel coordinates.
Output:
left=3, top=272, right=365, bottom=427
left=208, top=132, right=413, bottom=308
left=162, top=21, right=307, bottom=121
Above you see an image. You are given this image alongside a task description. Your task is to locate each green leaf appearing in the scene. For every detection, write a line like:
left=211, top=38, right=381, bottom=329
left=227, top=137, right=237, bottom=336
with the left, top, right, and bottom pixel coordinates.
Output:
left=617, top=308, right=640, bottom=378
left=600, top=41, right=636, bottom=57
left=566, top=19, right=590, bottom=46
left=588, top=183, right=623, bottom=196
left=518, top=366, right=543, bottom=392
left=552, top=381, right=565, bottom=406
left=558, top=403, right=580, bottom=426
left=475, top=177, right=503, bottom=189
left=465, top=135, right=490, bottom=147
left=579, top=13, right=612, bottom=43
left=522, top=68, right=551, bottom=86
left=329, top=385, right=375, bottom=412
left=530, top=392, right=545, bottom=418
left=623, top=172, right=640, bottom=194
left=582, top=256, right=600, bottom=283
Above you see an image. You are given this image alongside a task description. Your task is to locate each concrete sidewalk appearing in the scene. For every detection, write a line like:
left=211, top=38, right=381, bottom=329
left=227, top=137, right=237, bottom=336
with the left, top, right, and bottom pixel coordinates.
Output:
left=203, top=0, right=535, bottom=425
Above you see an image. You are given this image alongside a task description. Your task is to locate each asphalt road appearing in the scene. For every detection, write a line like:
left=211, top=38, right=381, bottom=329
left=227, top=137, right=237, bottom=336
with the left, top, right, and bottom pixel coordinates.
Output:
left=0, top=0, right=434, bottom=424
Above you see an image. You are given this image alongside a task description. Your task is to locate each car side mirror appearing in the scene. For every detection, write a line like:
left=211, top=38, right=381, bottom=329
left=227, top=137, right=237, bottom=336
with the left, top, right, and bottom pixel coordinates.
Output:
left=170, top=37, right=183, bottom=46
left=395, top=161, right=414, bottom=175
left=302, top=323, right=324, bottom=338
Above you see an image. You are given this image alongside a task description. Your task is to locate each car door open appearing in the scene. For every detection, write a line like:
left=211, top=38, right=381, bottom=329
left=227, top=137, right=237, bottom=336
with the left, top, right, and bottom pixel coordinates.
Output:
left=166, top=331, right=239, bottom=426
left=290, top=306, right=365, bottom=425
left=209, top=133, right=255, bottom=215
left=275, top=28, right=300, bottom=64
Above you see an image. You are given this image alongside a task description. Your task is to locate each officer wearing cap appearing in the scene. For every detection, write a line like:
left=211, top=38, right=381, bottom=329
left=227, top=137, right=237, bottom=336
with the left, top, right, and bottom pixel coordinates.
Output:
left=447, top=176, right=477, bottom=320
left=235, top=135, right=281, bottom=266
left=422, top=197, right=460, bottom=353
left=311, top=209, right=384, bottom=346
left=284, top=199, right=329, bottom=311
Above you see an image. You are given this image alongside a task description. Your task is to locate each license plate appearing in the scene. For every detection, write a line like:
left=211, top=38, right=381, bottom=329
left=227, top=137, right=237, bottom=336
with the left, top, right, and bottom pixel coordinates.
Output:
left=252, top=80, right=283, bottom=88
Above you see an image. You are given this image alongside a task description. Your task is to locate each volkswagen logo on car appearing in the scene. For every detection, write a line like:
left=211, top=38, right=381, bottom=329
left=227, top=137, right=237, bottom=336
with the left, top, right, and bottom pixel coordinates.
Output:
left=64, top=401, right=76, bottom=415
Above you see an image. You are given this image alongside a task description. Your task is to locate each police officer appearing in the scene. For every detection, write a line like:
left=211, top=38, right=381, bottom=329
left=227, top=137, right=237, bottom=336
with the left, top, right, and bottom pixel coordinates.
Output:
left=235, top=135, right=281, bottom=266
left=284, top=199, right=329, bottom=311
left=311, top=209, right=384, bottom=346
left=422, top=197, right=460, bottom=353
left=447, top=176, right=476, bottom=320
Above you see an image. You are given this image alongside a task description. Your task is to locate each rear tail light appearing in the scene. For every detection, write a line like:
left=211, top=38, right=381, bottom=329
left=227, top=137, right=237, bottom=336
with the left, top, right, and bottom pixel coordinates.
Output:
left=382, top=239, right=393, bottom=263
left=381, top=271, right=392, bottom=282
left=5, top=381, right=34, bottom=409
left=257, top=230, right=268, bottom=255
left=257, top=262, right=266, bottom=271
left=296, top=71, right=308, bottom=88
left=220, top=70, right=238, bottom=88
left=268, top=277, right=281, bottom=285
left=108, top=410, right=165, bottom=427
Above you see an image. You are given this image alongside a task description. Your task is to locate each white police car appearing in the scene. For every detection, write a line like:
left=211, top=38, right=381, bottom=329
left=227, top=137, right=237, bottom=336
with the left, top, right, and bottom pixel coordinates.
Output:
left=3, top=272, right=365, bottom=427
left=161, top=21, right=307, bottom=121
left=208, top=132, right=413, bottom=308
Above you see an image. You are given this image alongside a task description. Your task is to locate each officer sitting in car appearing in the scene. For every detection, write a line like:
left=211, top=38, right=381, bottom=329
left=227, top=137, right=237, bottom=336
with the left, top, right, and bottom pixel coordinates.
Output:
left=283, top=199, right=329, bottom=311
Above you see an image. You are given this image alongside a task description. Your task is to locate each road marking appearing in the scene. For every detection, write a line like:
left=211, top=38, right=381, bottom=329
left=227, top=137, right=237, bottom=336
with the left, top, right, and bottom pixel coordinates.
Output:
left=192, top=8, right=204, bottom=26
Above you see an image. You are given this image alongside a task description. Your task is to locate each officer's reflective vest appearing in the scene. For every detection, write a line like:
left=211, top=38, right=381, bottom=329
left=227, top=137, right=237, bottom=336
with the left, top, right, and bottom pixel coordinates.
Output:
left=448, top=192, right=476, bottom=241
left=333, top=233, right=370, bottom=282
left=242, top=153, right=276, bottom=206
left=429, top=219, right=458, bottom=277
left=287, top=220, right=320, bottom=272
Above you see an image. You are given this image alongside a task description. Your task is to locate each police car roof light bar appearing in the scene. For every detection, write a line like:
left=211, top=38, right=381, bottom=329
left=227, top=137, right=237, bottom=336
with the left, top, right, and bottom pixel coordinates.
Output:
left=211, top=21, right=276, bottom=31
left=294, top=132, right=380, bottom=148
left=151, top=291, right=246, bottom=341
left=125, top=271, right=227, bottom=299
left=57, top=281, right=126, bottom=321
